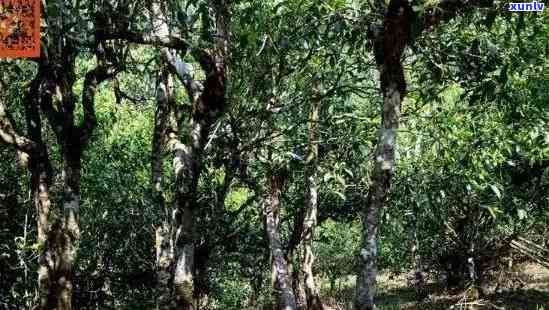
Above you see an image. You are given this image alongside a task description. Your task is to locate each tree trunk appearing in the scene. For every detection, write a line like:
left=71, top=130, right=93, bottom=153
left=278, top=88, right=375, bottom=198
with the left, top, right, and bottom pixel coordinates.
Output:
left=32, top=156, right=53, bottom=310
left=301, top=78, right=324, bottom=310
left=287, top=251, right=306, bottom=310
left=1, top=7, right=116, bottom=309
left=354, top=1, right=411, bottom=309
left=355, top=200, right=382, bottom=310
left=28, top=107, right=78, bottom=310
left=153, top=65, right=177, bottom=310
left=48, top=144, right=82, bottom=310
left=410, top=217, right=425, bottom=300
left=193, top=242, right=211, bottom=308
left=1, top=68, right=104, bottom=309
left=157, top=2, right=230, bottom=307
left=21, top=77, right=55, bottom=310
left=38, top=39, right=110, bottom=309
left=265, top=171, right=297, bottom=310
left=172, top=202, right=195, bottom=309
left=467, top=242, right=476, bottom=284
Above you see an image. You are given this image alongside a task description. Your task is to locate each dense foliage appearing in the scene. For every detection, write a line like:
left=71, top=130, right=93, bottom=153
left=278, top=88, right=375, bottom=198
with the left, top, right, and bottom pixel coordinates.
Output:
left=0, top=0, right=547, bottom=309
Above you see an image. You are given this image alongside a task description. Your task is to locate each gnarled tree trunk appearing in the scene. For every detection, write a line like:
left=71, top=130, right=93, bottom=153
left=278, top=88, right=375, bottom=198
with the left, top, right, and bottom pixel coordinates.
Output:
left=171, top=3, right=230, bottom=308
left=153, top=66, right=177, bottom=309
left=151, top=1, right=230, bottom=307
left=1, top=77, right=55, bottom=309
left=354, top=0, right=411, bottom=309
left=265, top=171, right=297, bottom=310
left=33, top=37, right=113, bottom=309
left=25, top=84, right=54, bottom=310
left=54, top=148, right=83, bottom=310
left=286, top=249, right=306, bottom=310
left=301, top=78, right=324, bottom=310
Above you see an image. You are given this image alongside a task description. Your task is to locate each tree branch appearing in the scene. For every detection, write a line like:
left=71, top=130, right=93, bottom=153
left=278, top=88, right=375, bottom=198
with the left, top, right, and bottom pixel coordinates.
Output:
left=421, top=0, right=494, bottom=31
left=161, top=50, right=203, bottom=100
left=78, top=40, right=121, bottom=144
left=0, top=87, right=36, bottom=153
left=79, top=64, right=116, bottom=143
left=101, top=29, right=190, bottom=50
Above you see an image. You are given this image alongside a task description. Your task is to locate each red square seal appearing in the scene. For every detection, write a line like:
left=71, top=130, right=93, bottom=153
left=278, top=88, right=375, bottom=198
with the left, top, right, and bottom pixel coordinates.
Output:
left=0, top=0, right=40, bottom=58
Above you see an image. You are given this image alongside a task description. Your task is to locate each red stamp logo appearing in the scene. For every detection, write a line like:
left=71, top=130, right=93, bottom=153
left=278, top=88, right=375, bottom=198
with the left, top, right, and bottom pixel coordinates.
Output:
left=0, top=0, right=40, bottom=58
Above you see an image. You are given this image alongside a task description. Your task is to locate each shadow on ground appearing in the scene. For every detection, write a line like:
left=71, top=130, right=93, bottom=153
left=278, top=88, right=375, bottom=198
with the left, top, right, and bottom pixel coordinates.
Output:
left=321, top=264, right=549, bottom=309
left=376, top=286, right=549, bottom=309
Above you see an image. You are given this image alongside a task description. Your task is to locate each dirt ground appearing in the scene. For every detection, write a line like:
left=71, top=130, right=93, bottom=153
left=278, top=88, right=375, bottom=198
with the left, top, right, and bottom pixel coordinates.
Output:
left=323, top=263, right=549, bottom=310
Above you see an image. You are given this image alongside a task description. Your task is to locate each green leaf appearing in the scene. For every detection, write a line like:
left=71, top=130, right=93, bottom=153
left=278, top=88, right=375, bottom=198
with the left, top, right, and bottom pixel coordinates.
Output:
left=489, top=184, right=502, bottom=199
left=481, top=205, right=500, bottom=220
left=517, top=209, right=527, bottom=220
left=335, top=175, right=346, bottom=186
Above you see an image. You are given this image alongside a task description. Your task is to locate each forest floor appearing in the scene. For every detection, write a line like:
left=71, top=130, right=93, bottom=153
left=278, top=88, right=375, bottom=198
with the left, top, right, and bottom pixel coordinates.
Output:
left=323, top=263, right=549, bottom=310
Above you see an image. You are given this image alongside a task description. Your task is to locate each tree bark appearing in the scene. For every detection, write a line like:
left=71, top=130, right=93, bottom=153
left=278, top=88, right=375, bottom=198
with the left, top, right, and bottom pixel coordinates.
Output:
left=410, top=213, right=425, bottom=300
left=54, top=148, right=82, bottom=310
left=168, top=2, right=230, bottom=308
left=352, top=0, right=493, bottom=308
left=265, top=171, right=297, bottom=310
left=30, top=36, right=113, bottom=308
left=149, top=4, right=183, bottom=309
left=0, top=3, right=123, bottom=308
left=285, top=78, right=324, bottom=310
left=99, top=2, right=232, bottom=304
left=32, top=175, right=52, bottom=309
left=301, top=78, right=324, bottom=310
left=2, top=71, right=62, bottom=309
left=354, top=0, right=411, bottom=309
left=19, top=70, right=75, bottom=309
left=25, top=86, right=54, bottom=310
left=287, top=250, right=306, bottom=310
left=1, top=77, right=54, bottom=308
left=153, top=64, right=178, bottom=310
